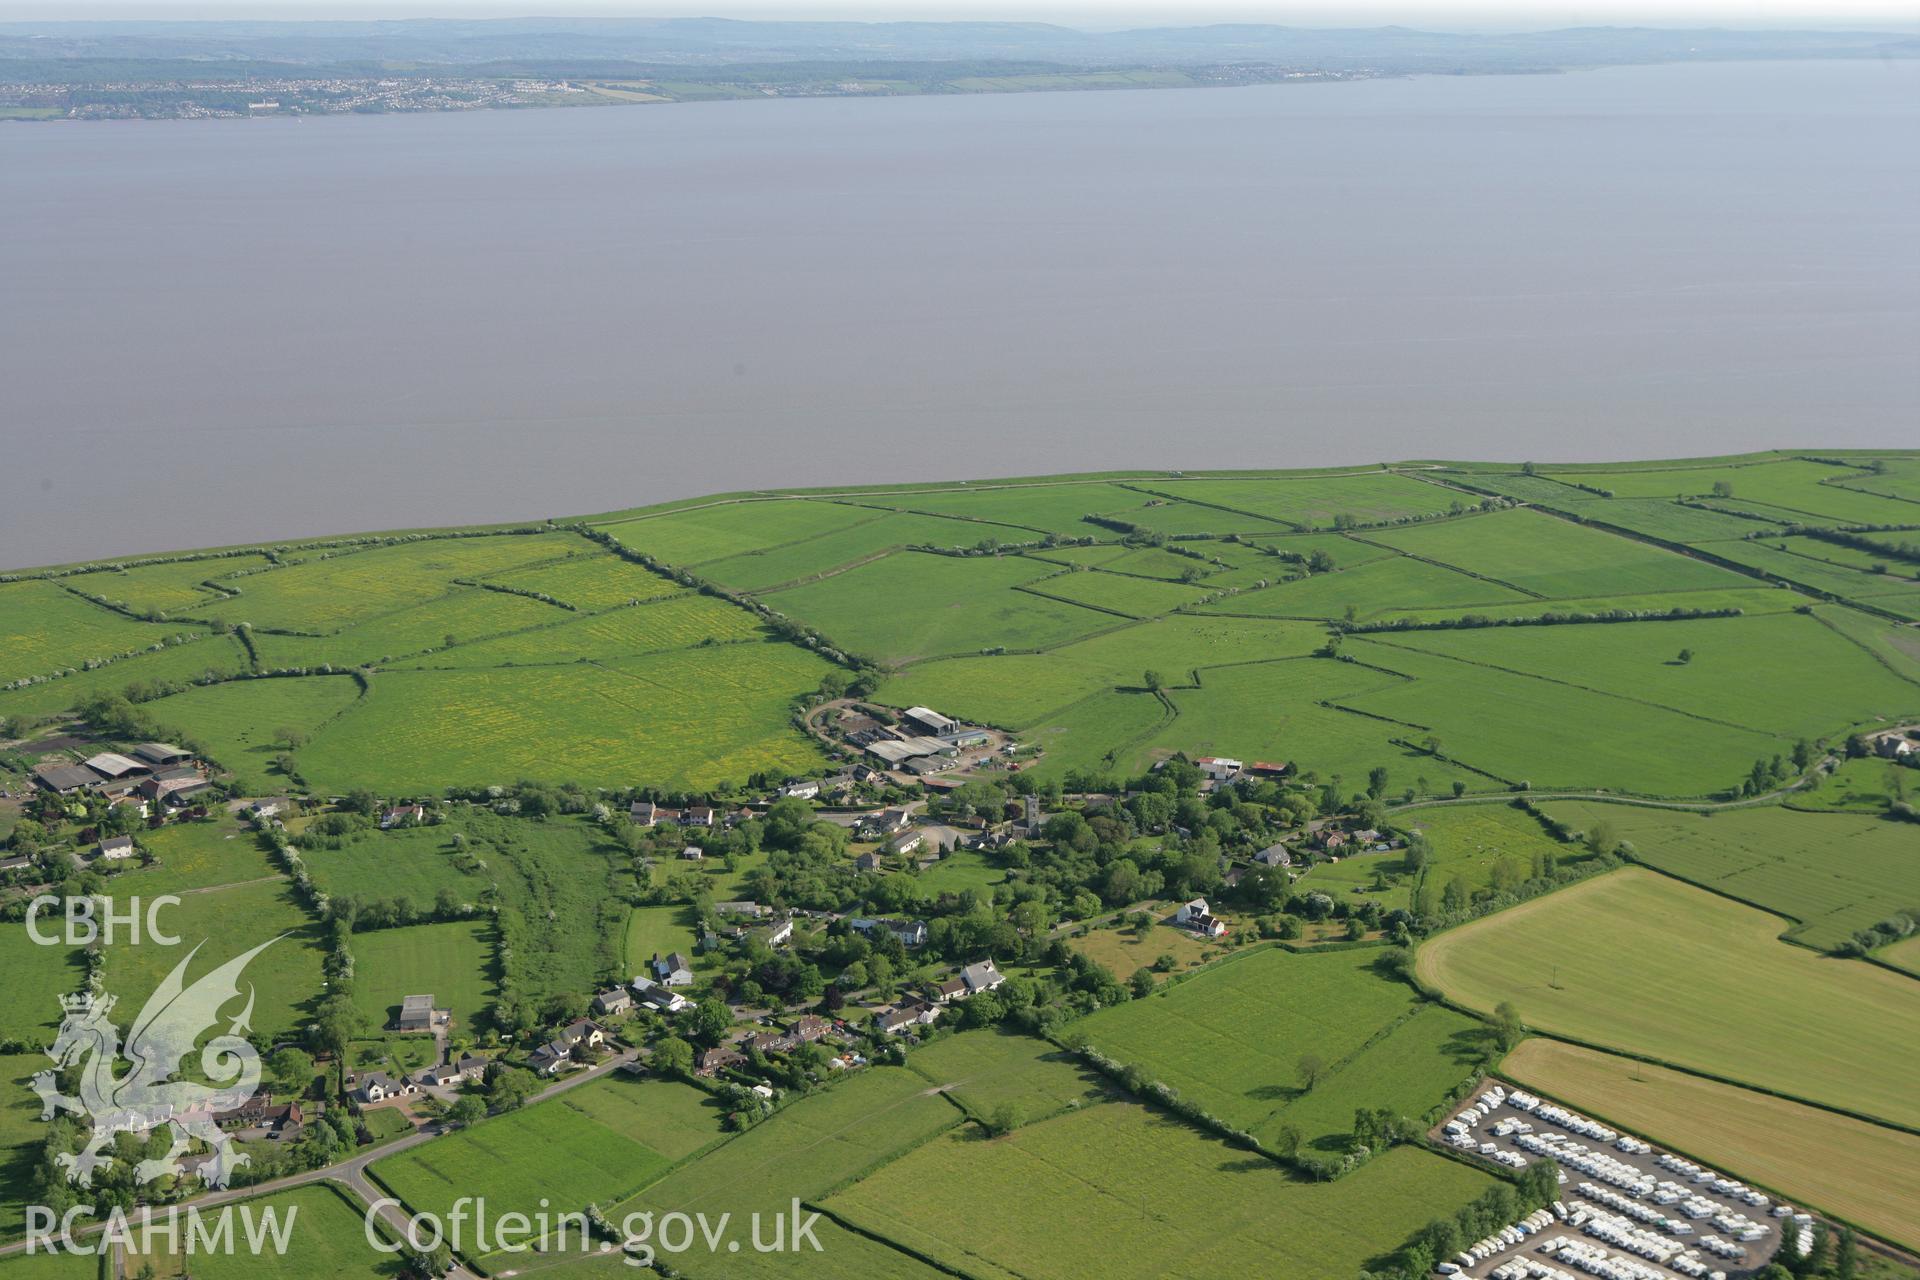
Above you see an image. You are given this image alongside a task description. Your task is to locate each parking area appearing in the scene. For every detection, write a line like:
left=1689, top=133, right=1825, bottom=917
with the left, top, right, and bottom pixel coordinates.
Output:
left=1431, top=1080, right=1811, bottom=1280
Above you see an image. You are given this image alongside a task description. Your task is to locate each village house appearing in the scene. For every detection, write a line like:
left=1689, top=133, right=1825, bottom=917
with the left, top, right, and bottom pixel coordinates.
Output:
left=416, top=1062, right=467, bottom=1088
left=359, top=1072, right=417, bottom=1103
left=1174, top=898, right=1228, bottom=938
left=1195, top=756, right=1243, bottom=781
left=862, top=806, right=914, bottom=836
left=696, top=1046, right=746, bottom=1077
left=559, top=1019, right=606, bottom=1050
left=886, top=828, right=926, bottom=856
left=529, top=1040, right=572, bottom=1076
left=960, top=959, right=1005, bottom=994
left=249, top=797, right=293, bottom=820
left=715, top=900, right=771, bottom=919
left=380, top=803, right=427, bottom=830
left=394, top=993, right=436, bottom=1033
left=216, top=1095, right=302, bottom=1133
left=651, top=952, right=694, bottom=987
left=874, top=996, right=938, bottom=1034
left=1254, top=844, right=1291, bottom=868
left=851, top=917, right=928, bottom=948
left=629, top=800, right=658, bottom=826
left=1876, top=732, right=1915, bottom=759
left=631, top=976, right=691, bottom=1014
left=593, top=987, right=633, bottom=1017
left=1316, top=829, right=1350, bottom=852
left=854, top=851, right=883, bottom=872
left=96, top=835, right=137, bottom=862
left=752, top=917, right=795, bottom=948
left=684, top=806, right=716, bottom=828
left=781, top=780, right=820, bottom=800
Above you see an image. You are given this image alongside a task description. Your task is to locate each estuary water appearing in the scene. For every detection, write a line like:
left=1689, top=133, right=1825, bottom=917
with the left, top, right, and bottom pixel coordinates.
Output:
left=2, top=58, right=1916, bottom=567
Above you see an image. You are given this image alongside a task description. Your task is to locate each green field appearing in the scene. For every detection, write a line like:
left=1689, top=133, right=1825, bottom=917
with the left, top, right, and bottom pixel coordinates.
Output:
left=109, top=813, right=280, bottom=894
left=1416, top=868, right=1920, bottom=1128
left=371, top=1073, right=722, bottom=1247
left=293, top=642, right=830, bottom=792
left=1366, top=507, right=1753, bottom=599
left=143, top=675, right=364, bottom=791
left=67, top=554, right=273, bottom=617
left=1023, top=568, right=1211, bottom=618
left=1538, top=801, right=1920, bottom=951
left=0, top=631, right=251, bottom=721
left=823, top=1102, right=1494, bottom=1280
left=905, top=1028, right=1107, bottom=1122
left=349, top=920, right=496, bottom=1030
left=621, top=904, right=702, bottom=975
left=120, top=1185, right=399, bottom=1279
left=0, top=579, right=196, bottom=685
left=598, top=499, right=877, bottom=565
left=0, top=1052, right=55, bottom=1243
left=700, top=510, right=1006, bottom=592
left=1200, top=553, right=1532, bottom=619
left=1400, top=802, right=1589, bottom=902
left=1072, top=948, right=1438, bottom=1139
left=1559, top=458, right=1917, bottom=526
left=1144, top=472, right=1465, bottom=527
left=1572, top=498, right=1785, bottom=543
left=391, top=592, right=763, bottom=668
left=763, top=551, right=1115, bottom=664
left=869, top=482, right=1177, bottom=536
left=480, top=547, right=683, bottom=610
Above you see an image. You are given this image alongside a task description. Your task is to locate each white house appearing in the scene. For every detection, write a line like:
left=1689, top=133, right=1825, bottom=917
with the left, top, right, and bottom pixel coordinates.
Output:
left=1175, top=898, right=1227, bottom=938
left=781, top=780, right=821, bottom=800
left=1195, top=756, right=1243, bottom=781
left=97, top=835, right=137, bottom=862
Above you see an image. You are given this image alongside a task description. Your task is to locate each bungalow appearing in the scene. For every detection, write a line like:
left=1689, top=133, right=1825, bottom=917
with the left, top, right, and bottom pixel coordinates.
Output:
left=529, top=1041, right=572, bottom=1076
left=33, top=763, right=98, bottom=795
left=593, top=987, right=633, bottom=1017
left=416, top=1062, right=466, bottom=1088
left=97, top=835, right=137, bottom=862
left=216, top=1095, right=299, bottom=1130
left=1254, top=844, right=1291, bottom=868
left=752, top=917, right=795, bottom=948
left=629, top=800, right=659, bottom=826
left=684, top=806, right=716, bottom=828
left=781, top=780, right=821, bottom=800
left=931, top=976, right=969, bottom=1004
left=131, top=743, right=193, bottom=767
left=83, top=752, right=147, bottom=780
left=1195, top=756, right=1243, bottom=781
left=904, top=707, right=958, bottom=735
left=380, top=804, right=426, bottom=830
left=886, top=828, right=925, bottom=856
left=652, top=952, right=694, bottom=987
left=696, top=1046, right=747, bottom=1077
left=395, top=993, right=436, bottom=1033
left=359, top=1072, right=415, bottom=1103
left=874, top=997, right=938, bottom=1035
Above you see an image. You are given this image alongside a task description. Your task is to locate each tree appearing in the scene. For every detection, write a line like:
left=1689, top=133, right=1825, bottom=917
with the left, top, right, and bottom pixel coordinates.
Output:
left=1492, top=1000, right=1525, bottom=1051
left=691, top=998, right=734, bottom=1047
left=1676, top=647, right=1693, bottom=664
left=1129, top=967, right=1157, bottom=998
left=447, top=1093, right=487, bottom=1128
left=1142, top=670, right=1164, bottom=692
left=1711, top=480, right=1734, bottom=498
left=486, top=1066, right=539, bottom=1113
left=267, top=1047, right=315, bottom=1097
left=1296, top=1052, right=1326, bottom=1091
left=1367, top=766, right=1389, bottom=799
left=653, top=1036, right=696, bottom=1079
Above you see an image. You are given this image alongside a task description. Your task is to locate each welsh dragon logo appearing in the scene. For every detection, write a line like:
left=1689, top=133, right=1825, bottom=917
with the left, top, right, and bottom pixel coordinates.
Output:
left=33, top=937, right=281, bottom=1189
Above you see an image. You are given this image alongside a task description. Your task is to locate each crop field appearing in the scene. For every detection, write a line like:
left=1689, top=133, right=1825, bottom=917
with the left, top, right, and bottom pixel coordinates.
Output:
left=1537, top=801, right=1920, bottom=951
left=117, top=1185, right=399, bottom=1279
left=597, top=499, right=875, bottom=565
left=143, top=674, right=363, bottom=791
left=762, top=551, right=1114, bottom=664
left=349, top=920, right=496, bottom=1029
left=699, top=511, right=1001, bottom=592
left=393, top=592, right=761, bottom=669
left=69, top=554, right=274, bottom=616
left=1133, top=657, right=1486, bottom=794
left=1021, top=568, right=1210, bottom=618
left=1342, top=640, right=1777, bottom=796
left=373, top=1074, right=720, bottom=1244
left=98, top=878, right=327, bottom=1044
left=1378, top=612, right=1919, bottom=741
left=1561, top=459, right=1916, bottom=526
left=1879, top=935, right=1920, bottom=978
left=1071, top=947, right=1423, bottom=1135
left=1367, top=508, right=1752, bottom=599
left=1145, top=472, right=1465, bottom=527
left=192, top=534, right=584, bottom=632
left=111, top=814, right=279, bottom=894
left=293, top=641, right=830, bottom=792
left=0, top=631, right=251, bottom=720
left=1199, top=553, right=1530, bottom=619
left=1503, top=1039, right=1920, bottom=1251
left=905, top=1028, right=1108, bottom=1121
left=0, top=579, right=191, bottom=684
left=1415, top=868, right=1920, bottom=1129
left=480, top=547, right=682, bottom=610
left=823, top=1103, right=1494, bottom=1280
left=618, top=1066, right=961, bottom=1221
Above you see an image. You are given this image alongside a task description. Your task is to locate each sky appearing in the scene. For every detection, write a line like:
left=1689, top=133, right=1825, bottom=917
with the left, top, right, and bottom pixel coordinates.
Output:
left=10, top=0, right=1920, bottom=27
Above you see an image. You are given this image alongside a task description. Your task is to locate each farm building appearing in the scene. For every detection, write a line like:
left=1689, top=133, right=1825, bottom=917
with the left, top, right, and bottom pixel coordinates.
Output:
left=132, top=743, right=193, bottom=767
left=906, top=755, right=958, bottom=777
left=940, top=729, right=991, bottom=749
left=395, top=993, right=436, bottom=1033
left=887, top=828, right=926, bottom=856
left=904, top=706, right=958, bottom=735
left=32, top=762, right=98, bottom=795
left=84, top=752, right=147, bottom=780
left=716, top=900, right=771, bottom=918
left=1247, top=760, right=1292, bottom=778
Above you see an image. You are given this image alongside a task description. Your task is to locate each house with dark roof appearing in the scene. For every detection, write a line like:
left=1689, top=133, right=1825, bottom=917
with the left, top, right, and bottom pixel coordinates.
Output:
left=652, top=952, right=694, bottom=987
left=696, top=1046, right=746, bottom=1077
left=96, top=835, right=137, bottom=862
left=394, top=993, right=436, bottom=1033
left=593, top=987, right=633, bottom=1016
